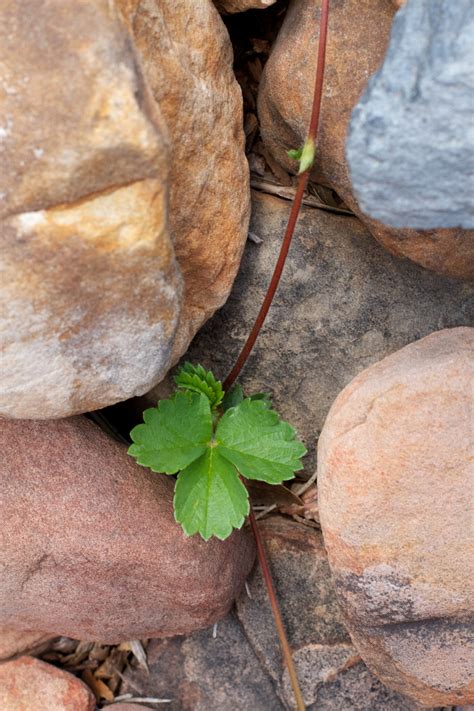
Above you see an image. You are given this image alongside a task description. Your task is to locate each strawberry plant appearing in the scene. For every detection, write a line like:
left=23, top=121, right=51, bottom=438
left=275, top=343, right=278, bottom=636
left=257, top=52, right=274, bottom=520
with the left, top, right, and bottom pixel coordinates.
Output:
left=129, top=363, right=306, bottom=541
left=128, top=1, right=330, bottom=707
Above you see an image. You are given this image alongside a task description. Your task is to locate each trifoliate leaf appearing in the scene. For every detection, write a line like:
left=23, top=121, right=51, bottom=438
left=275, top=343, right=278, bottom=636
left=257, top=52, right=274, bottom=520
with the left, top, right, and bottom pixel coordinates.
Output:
left=128, top=391, right=212, bottom=473
left=222, top=383, right=244, bottom=412
left=174, top=448, right=249, bottom=541
left=216, top=398, right=306, bottom=484
left=129, top=385, right=306, bottom=541
left=174, top=362, right=224, bottom=410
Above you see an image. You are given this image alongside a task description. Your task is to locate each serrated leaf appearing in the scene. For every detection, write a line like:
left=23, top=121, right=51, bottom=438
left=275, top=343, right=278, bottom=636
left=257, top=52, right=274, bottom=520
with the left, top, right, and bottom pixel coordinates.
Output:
left=174, top=362, right=224, bottom=410
left=128, top=391, right=212, bottom=473
left=174, top=448, right=249, bottom=541
left=215, top=398, right=306, bottom=484
left=222, top=383, right=244, bottom=411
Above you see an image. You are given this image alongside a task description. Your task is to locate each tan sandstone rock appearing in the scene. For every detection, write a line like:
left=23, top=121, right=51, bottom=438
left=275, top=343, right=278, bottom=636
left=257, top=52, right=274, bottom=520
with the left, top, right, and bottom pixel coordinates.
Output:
left=318, top=327, right=474, bottom=706
left=1, top=0, right=250, bottom=419
left=258, top=0, right=473, bottom=279
left=0, top=656, right=95, bottom=711
left=0, top=416, right=255, bottom=642
left=118, top=0, right=250, bottom=359
left=0, top=0, right=182, bottom=419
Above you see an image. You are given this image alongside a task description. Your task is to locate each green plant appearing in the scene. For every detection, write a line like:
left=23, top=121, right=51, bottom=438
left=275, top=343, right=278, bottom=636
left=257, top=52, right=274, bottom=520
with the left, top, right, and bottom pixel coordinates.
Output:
left=129, top=363, right=306, bottom=541
left=128, top=0, right=330, bottom=705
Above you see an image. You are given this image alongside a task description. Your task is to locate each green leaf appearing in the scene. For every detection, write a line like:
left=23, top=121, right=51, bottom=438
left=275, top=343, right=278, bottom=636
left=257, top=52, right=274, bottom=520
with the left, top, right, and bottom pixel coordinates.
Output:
left=287, top=147, right=303, bottom=161
left=249, top=392, right=272, bottom=408
left=222, top=383, right=244, bottom=411
left=174, top=448, right=249, bottom=541
left=216, top=398, right=306, bottom=484
left=128, top=391, right=212, bottom=473
left=174, top=362, right=224, bottom=410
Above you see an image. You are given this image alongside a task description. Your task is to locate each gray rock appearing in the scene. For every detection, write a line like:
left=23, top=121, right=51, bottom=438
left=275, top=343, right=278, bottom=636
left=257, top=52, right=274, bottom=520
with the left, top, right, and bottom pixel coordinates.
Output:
left=142, top=192, right=473, bottom=474
left=347, top=0, right=474, bottom=229
left=121, top=612, right=285, bottom=711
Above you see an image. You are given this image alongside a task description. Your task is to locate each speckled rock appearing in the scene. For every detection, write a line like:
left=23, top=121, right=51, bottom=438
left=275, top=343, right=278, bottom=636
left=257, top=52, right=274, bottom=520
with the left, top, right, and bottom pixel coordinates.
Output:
left=318, top=327, right=474, bottom=706
left=0, top=416, right=255, bottom=642
left=0, top=656, right=95, bottom=711
left=118, top=0, right=250, bottom=360
left=0, top=0, right=181, bottom=419
left=137, top=192, right=473, bottom=474
left=258, top=0, right=474, bottom=278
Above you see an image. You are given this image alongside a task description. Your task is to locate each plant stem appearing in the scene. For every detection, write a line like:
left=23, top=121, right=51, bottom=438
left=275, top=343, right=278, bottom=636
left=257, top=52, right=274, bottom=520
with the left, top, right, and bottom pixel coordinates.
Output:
left=224, top=0, right=330, bottom=391
left=248, top=508, right=306, bottom=711
left=224, top=3, right=330, bottom=709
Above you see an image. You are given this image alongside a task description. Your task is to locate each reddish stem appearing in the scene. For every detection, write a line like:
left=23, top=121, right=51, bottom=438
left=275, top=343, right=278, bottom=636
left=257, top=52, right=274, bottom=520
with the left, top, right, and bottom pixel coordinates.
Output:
left=225, top=3, right=331, bottom=710
left=224, top=0, right=330, bottom=391
left=249, top=509, right=305, bottom=711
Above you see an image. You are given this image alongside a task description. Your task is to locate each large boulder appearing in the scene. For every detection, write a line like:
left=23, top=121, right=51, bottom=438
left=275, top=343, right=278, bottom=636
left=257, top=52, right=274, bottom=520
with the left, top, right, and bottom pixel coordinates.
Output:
left=318, top=328, right=474, bottom=706
left=258, top=0, right=474, bottom=279
left=0, top=0, right=182, bottom=419
left=0, top=656, right=95, bottom=711
left=0, top=0, right=249, bottom=419
left=347, top=0, right=474, bottom=229
left=118, top=0, right=250, bottom=359
left=0, top=416, right=255, bottom=642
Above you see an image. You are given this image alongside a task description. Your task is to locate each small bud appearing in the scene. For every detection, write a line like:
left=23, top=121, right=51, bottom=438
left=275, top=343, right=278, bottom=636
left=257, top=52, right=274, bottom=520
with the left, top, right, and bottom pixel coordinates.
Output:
left=298, top=137, right=315, bottom=174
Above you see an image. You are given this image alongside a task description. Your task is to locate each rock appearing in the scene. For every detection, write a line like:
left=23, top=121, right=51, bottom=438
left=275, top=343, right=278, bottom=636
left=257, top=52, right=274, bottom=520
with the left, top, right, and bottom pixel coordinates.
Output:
left=214, top=0, right=276, bottom=13
left=318, top=327, right=474, bottom=706
left=347, top=0, right=474, bottom=230
left=0, top=656, right=95, bottom=711
left=137, top=191, right=473, bottom=474
left=0, top=416, right=255, bottom=642
left=0, top=628, right=55, bottom=661
left=237, top=518, right=424, bottom=710
left=118, top=0, right=250, bottom=360
left=0, top=0, right=182, bottom=419
left=122, top=612, right=285, bottom=710
left=123, top=517, right=423, bottom=710
left=258, top=0, right=474, bottom=279
left=1, top=0, right=250, bottom=419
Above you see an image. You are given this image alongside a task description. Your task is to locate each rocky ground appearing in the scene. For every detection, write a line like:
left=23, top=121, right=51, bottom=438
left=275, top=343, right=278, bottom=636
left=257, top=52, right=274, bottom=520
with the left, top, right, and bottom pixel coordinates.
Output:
left=1, top=0, right=473, bottom=709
